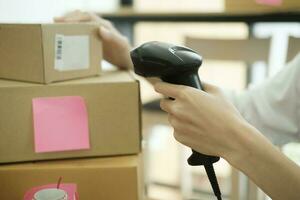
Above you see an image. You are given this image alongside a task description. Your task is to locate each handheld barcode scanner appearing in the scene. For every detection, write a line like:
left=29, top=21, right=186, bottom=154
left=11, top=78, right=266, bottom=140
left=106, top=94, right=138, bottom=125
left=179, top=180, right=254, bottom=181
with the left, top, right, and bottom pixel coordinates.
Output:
left=131, top=41, right=222, bottom=200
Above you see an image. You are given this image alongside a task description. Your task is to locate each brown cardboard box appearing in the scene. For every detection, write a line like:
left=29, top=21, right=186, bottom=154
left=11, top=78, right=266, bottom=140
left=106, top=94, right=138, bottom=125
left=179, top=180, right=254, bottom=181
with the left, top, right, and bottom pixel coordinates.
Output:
left=225, top=0, right=300, bottom=14
left=0, top=23, right=102, bottom=83
left=0, top=71, right=141, bottom=163
left=0, top=155, right=144, bottom=200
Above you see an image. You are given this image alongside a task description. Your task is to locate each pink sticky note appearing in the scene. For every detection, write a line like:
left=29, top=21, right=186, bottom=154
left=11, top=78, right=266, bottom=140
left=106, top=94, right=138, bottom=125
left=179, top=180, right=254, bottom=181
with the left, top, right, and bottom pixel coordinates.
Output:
left=255, top=0, right=282, bottom=6
left=32, top=96, right=90, bottom=153
left=23, top=183, right=77, bottom=200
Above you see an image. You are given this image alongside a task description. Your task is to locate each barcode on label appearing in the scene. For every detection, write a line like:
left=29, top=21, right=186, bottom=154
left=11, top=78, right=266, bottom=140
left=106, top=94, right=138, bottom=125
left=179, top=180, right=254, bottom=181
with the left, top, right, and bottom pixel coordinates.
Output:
left=55, top=35, right=63, bottom=60
left=54, top=34, right=90, bottom=71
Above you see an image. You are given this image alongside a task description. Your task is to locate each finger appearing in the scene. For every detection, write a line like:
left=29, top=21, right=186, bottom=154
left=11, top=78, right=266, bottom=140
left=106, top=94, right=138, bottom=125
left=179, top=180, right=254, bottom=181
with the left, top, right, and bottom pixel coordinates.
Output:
left=96, top=17, right=114, bottom=29
left=202, top=81, right=220, bottom=94
left=54, top=11, right=77, bottom=22
left=173, top=130, right=186, bottom=145
left=168, top=115, right=182, bottom=131
left=98, top=26, right=112, bottom=40
left=54, top=11, right=91, bottom=23
left=169, top=114, right=197, bottom=136
left=160, top=98, right=175, bottom=114
left=154, top=82, right=184, bottom=99
left=64, top=14, right=91, bottom=22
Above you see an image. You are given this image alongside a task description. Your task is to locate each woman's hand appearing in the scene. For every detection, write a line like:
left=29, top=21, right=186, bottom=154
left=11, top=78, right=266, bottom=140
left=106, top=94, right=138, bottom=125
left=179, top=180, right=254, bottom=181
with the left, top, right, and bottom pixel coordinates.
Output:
left=54, top=10, right=133, bottom=69
left=154, top=81, right=250, bottom=159
left=155, top=81, right=300, bottom=200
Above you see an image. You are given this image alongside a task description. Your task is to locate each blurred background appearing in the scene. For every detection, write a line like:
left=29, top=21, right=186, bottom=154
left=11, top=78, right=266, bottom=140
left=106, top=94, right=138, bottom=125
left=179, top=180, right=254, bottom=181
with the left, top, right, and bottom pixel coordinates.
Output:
left=0, top=0, right=299, bottom=199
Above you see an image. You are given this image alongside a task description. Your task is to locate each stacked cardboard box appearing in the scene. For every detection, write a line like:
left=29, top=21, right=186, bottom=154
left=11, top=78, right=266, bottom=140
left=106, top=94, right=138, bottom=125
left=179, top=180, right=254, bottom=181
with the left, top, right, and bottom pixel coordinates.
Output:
left=0, top=24, right=143, bottom=200
left=0, top=156, right=143, bottom=200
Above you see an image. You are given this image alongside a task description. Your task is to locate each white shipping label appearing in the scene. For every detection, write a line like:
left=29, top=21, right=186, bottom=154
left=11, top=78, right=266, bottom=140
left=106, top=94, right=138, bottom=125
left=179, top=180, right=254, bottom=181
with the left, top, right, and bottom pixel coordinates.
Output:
left=54, top=34, right=90, bottom=71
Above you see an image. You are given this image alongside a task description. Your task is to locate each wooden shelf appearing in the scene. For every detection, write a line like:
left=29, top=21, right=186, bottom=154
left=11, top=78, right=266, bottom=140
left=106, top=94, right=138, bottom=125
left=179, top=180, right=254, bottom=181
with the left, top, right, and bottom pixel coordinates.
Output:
left=101, top=7, right=300, bottom=23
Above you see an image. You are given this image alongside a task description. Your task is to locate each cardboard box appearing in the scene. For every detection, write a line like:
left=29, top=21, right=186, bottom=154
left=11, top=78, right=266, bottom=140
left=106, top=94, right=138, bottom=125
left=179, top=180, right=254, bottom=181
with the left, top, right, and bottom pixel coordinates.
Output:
left=225, top=0, right=300, bottom=14
left=0, top=71, right=141, bottom=163
left=0, top=155, right=144, bottom=200
left=0, top=23, right=102, bottom=83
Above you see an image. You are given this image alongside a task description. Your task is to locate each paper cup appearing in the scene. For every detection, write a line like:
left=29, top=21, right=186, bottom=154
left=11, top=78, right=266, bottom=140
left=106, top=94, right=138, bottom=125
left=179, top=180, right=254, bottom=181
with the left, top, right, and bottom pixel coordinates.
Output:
left=33, top=188, right=67, bottom=200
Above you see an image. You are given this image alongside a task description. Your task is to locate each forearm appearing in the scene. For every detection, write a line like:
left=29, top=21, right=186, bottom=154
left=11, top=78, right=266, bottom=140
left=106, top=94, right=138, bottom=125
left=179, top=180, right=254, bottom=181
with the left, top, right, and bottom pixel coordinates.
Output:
left=227, top=122, right=300, bottom=200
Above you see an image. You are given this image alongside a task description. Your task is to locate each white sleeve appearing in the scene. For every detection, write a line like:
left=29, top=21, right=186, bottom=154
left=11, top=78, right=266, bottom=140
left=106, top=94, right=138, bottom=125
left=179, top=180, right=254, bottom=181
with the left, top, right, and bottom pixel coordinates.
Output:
left=229, top=53, right=300, bottom=146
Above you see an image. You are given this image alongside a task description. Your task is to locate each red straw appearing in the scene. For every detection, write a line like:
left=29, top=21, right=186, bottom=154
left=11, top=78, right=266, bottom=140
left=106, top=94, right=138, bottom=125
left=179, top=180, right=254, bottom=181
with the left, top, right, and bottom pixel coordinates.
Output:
left=75, top=191, right=79, bottom=200
left=57, top=177, right=62, bottom=189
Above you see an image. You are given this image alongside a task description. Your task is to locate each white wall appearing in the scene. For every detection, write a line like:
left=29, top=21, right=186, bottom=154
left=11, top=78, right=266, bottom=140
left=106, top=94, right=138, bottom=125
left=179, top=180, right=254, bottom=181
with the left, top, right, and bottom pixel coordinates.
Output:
left=254, top=23, right=300, bottom=76
left=0, top=0, right=119, bottom=23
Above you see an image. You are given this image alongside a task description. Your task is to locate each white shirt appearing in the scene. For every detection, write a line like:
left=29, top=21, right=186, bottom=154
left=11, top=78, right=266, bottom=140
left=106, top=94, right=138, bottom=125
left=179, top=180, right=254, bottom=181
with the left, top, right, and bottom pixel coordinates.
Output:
left=229, top=53, right=300, bottom=146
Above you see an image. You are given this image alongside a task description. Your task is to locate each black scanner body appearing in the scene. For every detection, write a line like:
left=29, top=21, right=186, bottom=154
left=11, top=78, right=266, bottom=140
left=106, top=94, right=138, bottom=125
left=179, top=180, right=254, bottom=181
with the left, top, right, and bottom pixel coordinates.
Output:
left=131, top=42, right=202, bottom=89
left=131, top=41, right=223, bottom=200
left=131, top=41, right=220, bottom=166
